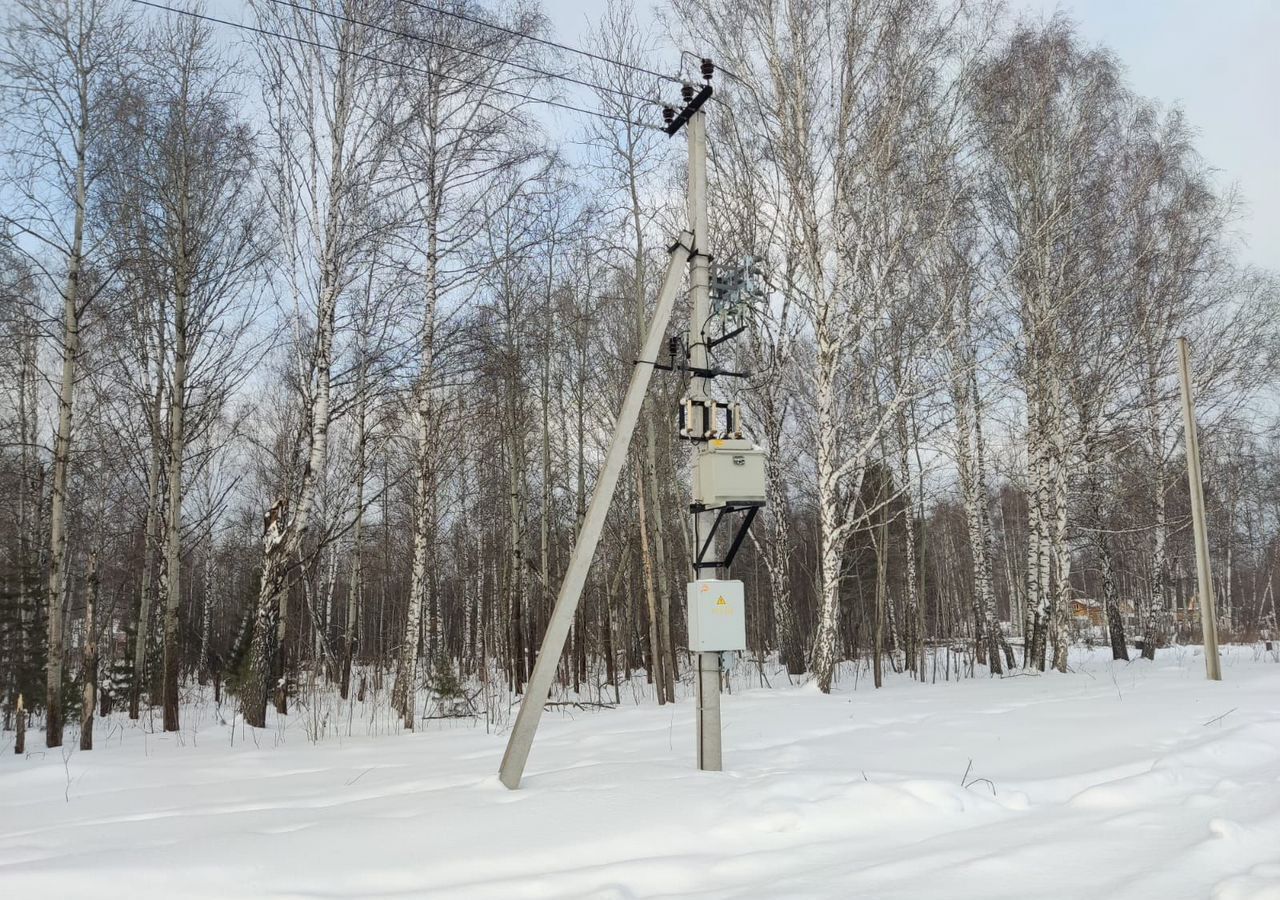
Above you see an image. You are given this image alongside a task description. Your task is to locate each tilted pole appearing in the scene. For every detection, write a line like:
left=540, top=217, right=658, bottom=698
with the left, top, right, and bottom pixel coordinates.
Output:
left=499, top=232, right=694, bottom=789
left=1176, top=336, right=1221, bottom=680
left=686, top=104, right=722, bottom=772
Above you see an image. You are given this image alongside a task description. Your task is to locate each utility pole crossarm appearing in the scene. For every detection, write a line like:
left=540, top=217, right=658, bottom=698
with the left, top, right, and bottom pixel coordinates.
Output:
left=498, top=230, right=695, bottom=790
left=664, top=85, right=713, bottom=136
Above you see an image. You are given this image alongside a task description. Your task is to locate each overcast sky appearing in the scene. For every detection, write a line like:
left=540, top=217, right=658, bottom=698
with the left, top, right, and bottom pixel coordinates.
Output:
left=1016, top=0, right=1280, bottom=271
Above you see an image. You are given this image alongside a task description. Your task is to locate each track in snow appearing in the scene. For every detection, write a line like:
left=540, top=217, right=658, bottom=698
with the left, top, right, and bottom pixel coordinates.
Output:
left=2, top=646, right=1279, bottom=899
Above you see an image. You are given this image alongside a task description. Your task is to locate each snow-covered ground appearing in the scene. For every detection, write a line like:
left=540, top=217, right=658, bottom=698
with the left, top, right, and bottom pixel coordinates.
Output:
left=2, top=646, right=1279, bottom=899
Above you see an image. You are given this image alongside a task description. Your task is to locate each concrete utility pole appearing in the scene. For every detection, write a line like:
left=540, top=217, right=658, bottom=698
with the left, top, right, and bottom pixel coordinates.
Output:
left=499, top=65, right=737, bottom=789
left=499, top=233, right=694, bottom=790
left=1176, top=336, right=1222, bottom=681
left=686, top=104, right=723, bottom=772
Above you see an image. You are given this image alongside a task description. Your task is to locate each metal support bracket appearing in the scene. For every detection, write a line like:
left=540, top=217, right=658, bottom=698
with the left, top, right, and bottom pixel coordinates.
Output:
left=638, top=360, right=751, bottom=381
left=665, top=85, right=714, bottom=136
left=693, top=502, right=760, bottom=572
left=706, top=325, right=746, bottom=350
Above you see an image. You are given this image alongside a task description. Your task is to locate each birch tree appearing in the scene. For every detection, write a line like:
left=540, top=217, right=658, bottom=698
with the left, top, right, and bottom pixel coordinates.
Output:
left=678, top=0, right=983, bottom=691
left=1116, top=103, right=1263, bottom=658
left=242, top=0, right=399, bottom=727
left=949, top=280, right=1003, bottom=672
left=974, top=18, right=1123, bottom=671
left=1, top=0, right=132, bottom=746
left=390, top=0, right=544, bottom=726
left=126, top=15, right=265, bottom=731
left=0, top=252, right=45, bottom=728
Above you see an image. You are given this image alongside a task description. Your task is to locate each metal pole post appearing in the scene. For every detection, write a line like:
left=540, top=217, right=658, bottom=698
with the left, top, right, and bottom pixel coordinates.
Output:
left=1176, top=336, right=1222, bottom=680
left=499, top=234, right=695, bottom=789
left=687, top=105, right=722, bottom=771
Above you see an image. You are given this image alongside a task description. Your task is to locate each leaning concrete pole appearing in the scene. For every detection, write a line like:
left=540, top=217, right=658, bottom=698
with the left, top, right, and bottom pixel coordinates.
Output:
left=1176, top=336, right=1222, bottom=680
left=499, top=233, right=695, bottom=789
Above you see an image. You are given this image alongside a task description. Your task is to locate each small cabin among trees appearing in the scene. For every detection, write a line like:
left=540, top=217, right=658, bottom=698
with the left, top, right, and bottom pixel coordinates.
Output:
left=1071, top=598, right=1141, bottom=631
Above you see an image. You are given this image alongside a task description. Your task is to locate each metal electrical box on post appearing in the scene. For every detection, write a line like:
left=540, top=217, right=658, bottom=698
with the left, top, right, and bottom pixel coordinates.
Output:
left=693, top=439, right=767, bottom=508
left=687, top=579, right=747, bottom=652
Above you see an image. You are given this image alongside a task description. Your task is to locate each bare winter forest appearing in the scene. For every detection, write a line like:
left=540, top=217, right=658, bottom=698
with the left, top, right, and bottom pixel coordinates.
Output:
left=1, top=0, right=1277, bottom=753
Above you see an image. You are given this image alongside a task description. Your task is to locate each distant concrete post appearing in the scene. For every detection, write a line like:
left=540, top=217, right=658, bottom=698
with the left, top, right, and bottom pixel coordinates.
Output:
left=1176, top=336, right=1221, bottom=680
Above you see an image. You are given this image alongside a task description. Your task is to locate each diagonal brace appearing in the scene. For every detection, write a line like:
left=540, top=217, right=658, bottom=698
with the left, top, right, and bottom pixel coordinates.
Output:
left=499, top=231, right=695, bottom=789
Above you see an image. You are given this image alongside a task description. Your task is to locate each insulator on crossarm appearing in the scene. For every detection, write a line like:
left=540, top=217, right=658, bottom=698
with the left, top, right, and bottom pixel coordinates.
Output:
left=701, top=58, right=714, bottom=81
left=682, top=84, right=694, bottom=103
left=663, top=107, right=675, bottom=127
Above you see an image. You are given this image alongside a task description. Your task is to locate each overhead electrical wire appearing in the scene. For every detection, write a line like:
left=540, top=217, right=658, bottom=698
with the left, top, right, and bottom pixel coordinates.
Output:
left=393, top=0, right=684, bottom=87
left=128, top=0, right=659, bottom=131
left=263, top=0, right=664, bottom=108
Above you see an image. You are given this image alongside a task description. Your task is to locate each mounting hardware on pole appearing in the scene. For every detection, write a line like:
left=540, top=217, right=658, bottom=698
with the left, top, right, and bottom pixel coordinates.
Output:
left=664, top=84, right=712, bottom=137
left=678, top=399, right=748, bottom=440
left=1176, top=336, right=1222, bottom=681
left=709, top=256, right=766, bottom=327
left=693, top=504, right=760, bottom=573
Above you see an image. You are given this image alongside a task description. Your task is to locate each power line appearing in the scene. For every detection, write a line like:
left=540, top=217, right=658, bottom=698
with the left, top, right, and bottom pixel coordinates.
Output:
left=394, top=0, right=684, bottom=87
left=263, top=0, right=663, bottom=108
left=128, top=0, right=659, bottom=131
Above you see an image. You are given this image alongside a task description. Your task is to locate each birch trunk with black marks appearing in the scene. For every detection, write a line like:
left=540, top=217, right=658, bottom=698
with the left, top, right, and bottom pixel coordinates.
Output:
left=394, top=204, right=440, bottom=728
left=1144, top=400, right=1169, bottom=659
left=341, top=366, right=367, bottom=702
left=44, top=148, right=85, bottom=750
left=161, top=203, right=190, bottom=734
left=244, top=10, right=359, bottom=726
left=637, top=472, right=665, bottom=698
left=79, top=552, right=99, bottom=751
left=1049, top=378, right=1073, bottom=674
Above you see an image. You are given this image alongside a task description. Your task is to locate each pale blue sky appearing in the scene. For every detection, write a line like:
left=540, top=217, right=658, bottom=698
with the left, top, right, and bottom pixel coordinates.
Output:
left=545, top=0, right=1280, bottom=271
left=197, top=0, right=1278, bottom=270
